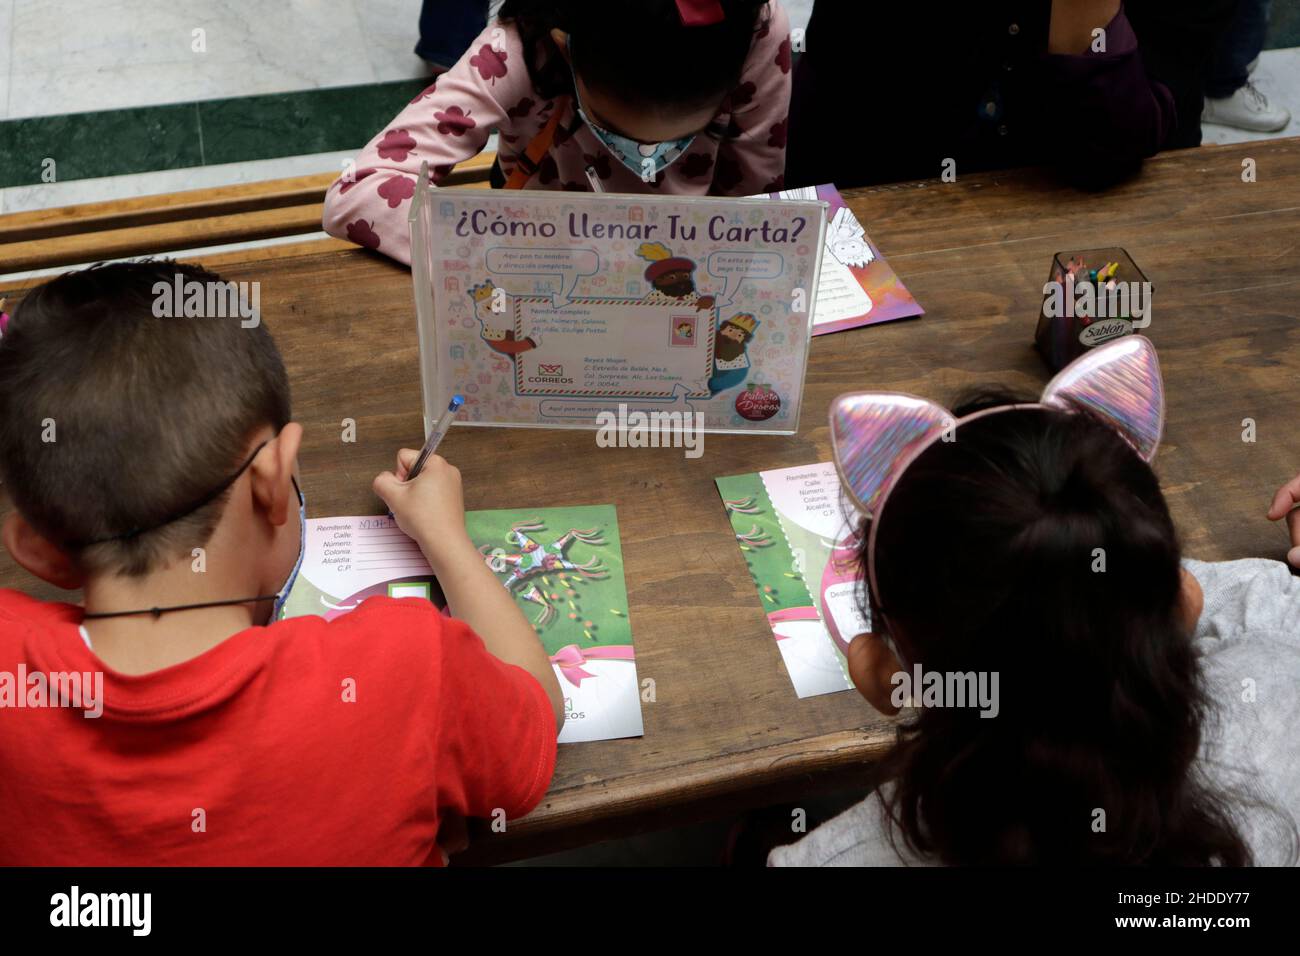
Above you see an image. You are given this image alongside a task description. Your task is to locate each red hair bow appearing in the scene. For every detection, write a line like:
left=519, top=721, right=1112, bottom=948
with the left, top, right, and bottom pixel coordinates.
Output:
left=677, top=0, right=726, bottom=27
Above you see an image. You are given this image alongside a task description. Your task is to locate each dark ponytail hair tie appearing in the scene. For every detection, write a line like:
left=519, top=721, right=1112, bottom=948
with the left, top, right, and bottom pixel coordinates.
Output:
left=676, top=0, right=725, bottom=27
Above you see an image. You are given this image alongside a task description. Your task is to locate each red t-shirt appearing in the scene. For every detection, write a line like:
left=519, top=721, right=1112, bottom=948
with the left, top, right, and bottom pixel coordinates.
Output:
left=0, top=589, right=556, bottom=865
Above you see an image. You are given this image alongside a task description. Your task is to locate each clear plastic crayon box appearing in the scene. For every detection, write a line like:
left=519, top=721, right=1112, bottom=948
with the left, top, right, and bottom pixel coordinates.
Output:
left=1035, top=247, right=1152, bottom=372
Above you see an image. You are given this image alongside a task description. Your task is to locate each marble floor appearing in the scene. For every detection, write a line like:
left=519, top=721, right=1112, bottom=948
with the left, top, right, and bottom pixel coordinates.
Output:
left=0, top=0, right=434, bottom=120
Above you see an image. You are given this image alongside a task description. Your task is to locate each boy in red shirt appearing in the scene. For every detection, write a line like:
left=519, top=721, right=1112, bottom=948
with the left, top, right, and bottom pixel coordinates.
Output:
left=0, top=261, right=563, bottom=865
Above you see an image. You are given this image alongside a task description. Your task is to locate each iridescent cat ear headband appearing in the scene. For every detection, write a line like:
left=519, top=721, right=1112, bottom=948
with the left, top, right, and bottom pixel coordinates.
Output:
left=829, top=335, right=1165, bottom=615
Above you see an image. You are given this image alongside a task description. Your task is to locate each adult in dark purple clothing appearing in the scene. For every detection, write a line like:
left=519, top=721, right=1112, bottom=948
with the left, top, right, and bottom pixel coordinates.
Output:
left=787, top=0, right=1238, bottom=189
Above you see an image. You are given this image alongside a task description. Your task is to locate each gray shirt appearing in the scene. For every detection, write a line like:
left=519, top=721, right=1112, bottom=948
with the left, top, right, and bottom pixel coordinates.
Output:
left=770, top=558, right=1300, bottom=867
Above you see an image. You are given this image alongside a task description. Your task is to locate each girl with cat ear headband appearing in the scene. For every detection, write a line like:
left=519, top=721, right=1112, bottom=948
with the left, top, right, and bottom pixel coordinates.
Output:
left=829, top=335, right=1164, bottom=648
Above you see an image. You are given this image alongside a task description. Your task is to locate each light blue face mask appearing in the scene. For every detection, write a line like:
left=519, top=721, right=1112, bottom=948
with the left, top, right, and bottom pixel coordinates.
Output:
left=577, top=105, right=695, bottom=179
left=568, top=39, right=696, bottom=180
left=270, top=476, right=307, bottom=622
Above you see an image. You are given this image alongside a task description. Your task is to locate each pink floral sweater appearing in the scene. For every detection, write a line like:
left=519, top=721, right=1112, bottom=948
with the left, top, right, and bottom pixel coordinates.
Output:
left=322, top=2, right=793, bottom=265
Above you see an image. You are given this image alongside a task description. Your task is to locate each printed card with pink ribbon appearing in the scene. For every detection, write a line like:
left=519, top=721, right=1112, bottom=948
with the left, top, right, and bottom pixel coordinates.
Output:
left=715, top=463, right=866, bottom=698
left=280, top=504, right=642, bottom=743
left=410, top=178, right=826, bottom=436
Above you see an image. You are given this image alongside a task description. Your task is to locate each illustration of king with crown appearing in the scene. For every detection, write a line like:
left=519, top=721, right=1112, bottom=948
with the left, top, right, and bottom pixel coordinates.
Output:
left=469, top=279, right=538, bottom=358
left=708, top=311, right=758, bottom=395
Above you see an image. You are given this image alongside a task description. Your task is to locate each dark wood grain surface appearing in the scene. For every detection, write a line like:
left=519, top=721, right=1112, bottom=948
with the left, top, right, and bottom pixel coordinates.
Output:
left=2, top=137, right=1298, bottom=863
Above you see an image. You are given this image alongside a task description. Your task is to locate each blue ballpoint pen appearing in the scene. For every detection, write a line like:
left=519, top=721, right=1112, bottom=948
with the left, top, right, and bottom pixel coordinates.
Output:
left=406, top=394, right=465, bottom=482
left=386, top=395, right=464, bottom=520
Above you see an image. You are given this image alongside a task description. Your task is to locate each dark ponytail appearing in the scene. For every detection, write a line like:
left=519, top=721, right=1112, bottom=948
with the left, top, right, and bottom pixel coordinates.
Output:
left=498, top=0, right=770, bottom=107
left=863, top=390, right=1261, bottom=865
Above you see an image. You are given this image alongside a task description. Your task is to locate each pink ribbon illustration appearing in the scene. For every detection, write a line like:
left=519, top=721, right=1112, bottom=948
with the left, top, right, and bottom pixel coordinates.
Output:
left=549, top=644, right=636, bottom=686
left=767, top=605, right=821, bottom=638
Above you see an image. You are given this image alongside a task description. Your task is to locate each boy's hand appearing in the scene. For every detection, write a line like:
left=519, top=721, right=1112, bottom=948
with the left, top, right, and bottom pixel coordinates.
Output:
left=375, top=448, right=565, bottom=729
left=373, top=450, right=474, bottom=568
left=1266, top=472, right=1300, bottom=569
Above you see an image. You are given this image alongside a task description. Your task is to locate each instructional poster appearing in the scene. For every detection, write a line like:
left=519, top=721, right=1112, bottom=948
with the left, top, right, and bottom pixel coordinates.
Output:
left=715, top=462, right=867, bottom=698
left=414, top=186, right=826, bottom=434
left=280, top=505, right=643, bottom=744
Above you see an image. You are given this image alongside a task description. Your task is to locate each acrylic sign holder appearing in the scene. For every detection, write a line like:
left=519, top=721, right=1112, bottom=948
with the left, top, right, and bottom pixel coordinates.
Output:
left=408, top=163, right=826, bottom=436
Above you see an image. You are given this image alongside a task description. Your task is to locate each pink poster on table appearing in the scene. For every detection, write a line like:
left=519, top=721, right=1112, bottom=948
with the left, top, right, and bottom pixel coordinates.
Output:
left=768, top=184, right=923, bottom=336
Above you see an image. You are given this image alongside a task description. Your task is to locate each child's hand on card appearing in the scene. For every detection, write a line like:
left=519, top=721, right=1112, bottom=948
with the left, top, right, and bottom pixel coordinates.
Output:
left=373, top=449, right=474, bottom=569
left=374, top=449, right=564, bottom=726
left=1266, top=472, right=1300, bottom=569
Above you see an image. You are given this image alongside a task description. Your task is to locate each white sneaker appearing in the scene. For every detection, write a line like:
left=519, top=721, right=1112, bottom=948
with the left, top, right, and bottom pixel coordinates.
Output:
left=1203, top=80, right=1292, bottom=132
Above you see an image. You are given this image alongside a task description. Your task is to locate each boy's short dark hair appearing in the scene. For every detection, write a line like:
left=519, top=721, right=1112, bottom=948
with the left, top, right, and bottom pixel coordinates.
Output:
left=0, top=260, right=291, bottom=577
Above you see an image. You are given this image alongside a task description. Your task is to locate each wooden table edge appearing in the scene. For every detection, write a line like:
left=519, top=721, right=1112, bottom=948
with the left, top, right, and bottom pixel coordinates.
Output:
left=460, top=725, right=895, bottom=863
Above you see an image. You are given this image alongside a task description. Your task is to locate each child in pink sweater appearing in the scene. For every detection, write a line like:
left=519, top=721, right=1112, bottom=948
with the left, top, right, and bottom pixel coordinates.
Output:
left=323, top=0, right=792, bottom=265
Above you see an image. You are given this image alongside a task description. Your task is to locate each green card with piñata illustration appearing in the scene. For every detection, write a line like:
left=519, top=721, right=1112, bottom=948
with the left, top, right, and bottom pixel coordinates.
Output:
left=281, top=504, right=642, bottom=743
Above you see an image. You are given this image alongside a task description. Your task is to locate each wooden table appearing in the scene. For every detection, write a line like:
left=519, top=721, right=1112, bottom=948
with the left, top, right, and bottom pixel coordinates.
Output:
left=3, top=138, right=1298, bottom=864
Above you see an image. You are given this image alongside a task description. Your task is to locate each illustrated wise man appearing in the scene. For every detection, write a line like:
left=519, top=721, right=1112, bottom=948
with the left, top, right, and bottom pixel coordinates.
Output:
left=708, top=312, right=757, bottom=394
left=637, top=242, right=715, bottom=311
